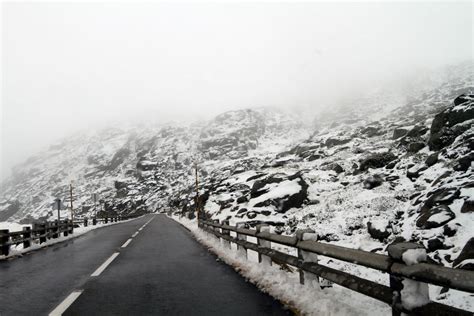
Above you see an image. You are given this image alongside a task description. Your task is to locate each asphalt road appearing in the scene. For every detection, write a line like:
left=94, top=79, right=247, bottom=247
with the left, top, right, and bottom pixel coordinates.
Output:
left=0, top=214, right=291, bottom=316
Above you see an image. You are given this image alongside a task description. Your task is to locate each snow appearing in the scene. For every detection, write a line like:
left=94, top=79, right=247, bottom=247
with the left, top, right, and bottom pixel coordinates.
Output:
left=400, top=279, right=430, bottom=310
left=172, top=215, right=390, bottom=316
left=454, top=258, right=474, bottom=269
left=0, top=222, right=31, bottom=231
left=428, top=211, right=453, bottom=224
left=249, top=180, right=302, bottom=207
left=402, top=248, right=427, bottom=266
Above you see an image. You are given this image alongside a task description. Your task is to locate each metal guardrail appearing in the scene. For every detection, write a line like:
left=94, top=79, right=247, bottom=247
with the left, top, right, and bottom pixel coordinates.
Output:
left=199, top=219, right=474, bottom=316
left=0, top=215, right=137, bottom=257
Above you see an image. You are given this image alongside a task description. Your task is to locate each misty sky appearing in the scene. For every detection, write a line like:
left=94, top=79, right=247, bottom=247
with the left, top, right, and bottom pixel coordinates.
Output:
left=1, top=1, right=473, bottom=180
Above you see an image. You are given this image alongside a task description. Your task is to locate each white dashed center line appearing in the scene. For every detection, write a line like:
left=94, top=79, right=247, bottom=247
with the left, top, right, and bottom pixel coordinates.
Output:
left=121, top=238, right=132, bottom=248
left=91, top=252, right=120, bottom=277
left=49, top=291, right=83, bottom=316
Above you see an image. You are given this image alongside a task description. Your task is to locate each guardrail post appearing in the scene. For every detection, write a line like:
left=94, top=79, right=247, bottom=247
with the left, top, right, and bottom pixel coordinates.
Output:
left=39, top=223, right=47, bottom=243
left=296, top=229, right=320, bottom=288
left=256, top=224, right=271, bottom=267
left=69, top=220, right=74, bottom=234
left=52, top=221, right=59, bottom=238
left=63, top=220, right=69, bottom=237
left=22, top=227, right=31, bottom=249
left=104, top=217, right=108, bottom=224
left=0, top=229, right=10, bottom=256
left=93, top=217, right=97, bottom=226
left=387, top=242, right=430, bottom=315
left=236, top=222, right=247, bottom=260
left=221, top=220, right=231, bottom=249
left=84, top=218, right=88, bottom=227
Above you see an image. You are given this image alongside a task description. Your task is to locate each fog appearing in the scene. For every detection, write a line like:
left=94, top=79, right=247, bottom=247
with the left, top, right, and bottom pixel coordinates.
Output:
left=1, top=1, right=472, bottom=180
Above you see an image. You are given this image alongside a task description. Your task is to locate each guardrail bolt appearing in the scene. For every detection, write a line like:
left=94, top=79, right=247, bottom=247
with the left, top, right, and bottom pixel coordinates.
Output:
left=236, top=222, right=247, bottom=260
left=256, top=224, right=272, bottom=267
left=387, top=242, right=430, bottom=315
left=0, top=229, right=10, bottom=256
left=296, top=229, right=320, bottom=288
left=22, top=226, right=31, bottom=249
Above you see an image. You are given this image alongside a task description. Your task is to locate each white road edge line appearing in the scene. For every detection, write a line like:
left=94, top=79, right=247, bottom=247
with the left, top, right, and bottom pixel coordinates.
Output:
left=49, top=290, right=83, bottom=316
left=132, top=232, right=139, bottom=237
left=121, top=239, right=132, bottom=248
left=91, top=252, right=120, bottom=277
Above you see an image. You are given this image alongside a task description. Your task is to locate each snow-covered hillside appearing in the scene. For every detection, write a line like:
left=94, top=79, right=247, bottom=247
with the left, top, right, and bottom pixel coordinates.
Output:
left=1, top=64, right=473, bottom=303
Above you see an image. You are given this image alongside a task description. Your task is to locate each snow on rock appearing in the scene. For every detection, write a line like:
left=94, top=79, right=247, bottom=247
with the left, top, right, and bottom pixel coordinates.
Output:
left=402, top=248, right=428, bottom=266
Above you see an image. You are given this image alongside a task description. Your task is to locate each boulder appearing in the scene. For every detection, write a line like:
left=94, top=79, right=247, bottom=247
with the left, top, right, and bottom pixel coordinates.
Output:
left=367, top=221, right=390, bottom=241
left=236, top=196, right=248, bottom=204
left=325, top=137, right=351, bottom=147
left=428, top=95, right=474, bottom=150
left=461, top=198, right=474, bottom=213
left=443, top=222, right=458, bottom=237
left=407, top=125, right=429, bottom=138
left=393, top=128, right=409, bottom=139
left=363, top=174, right=383, bottom=189
left=453, top=238, right=474, bottom=270
left=250, top=175, right=283, bottom=198
left=408, top=142, right=425, bottom=153
left=250, top=174, right=308, bottom=213
left=454, top=94, right=473, bottom=106
left=453, top=152, right=474, bottom=172
left=406, top=165, right=427, bottom=180
left=416, top=205, right=455, bottom=229
left=247, top=211, right=257, bottom=219
left=427, top=238, right=447, bottom=252
left=425, top=152, right=439, bottom=167
left=360, top=126, right=381, bottom=137
left=359, top=152, right=397, bottom=171
left=331, top=163, right=344, bottom=174
left=425, top=188, right=460, bottom=206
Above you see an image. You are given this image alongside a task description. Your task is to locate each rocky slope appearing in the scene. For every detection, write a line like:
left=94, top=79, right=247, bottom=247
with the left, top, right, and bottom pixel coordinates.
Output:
left=1, top=63, right=473, bottom=308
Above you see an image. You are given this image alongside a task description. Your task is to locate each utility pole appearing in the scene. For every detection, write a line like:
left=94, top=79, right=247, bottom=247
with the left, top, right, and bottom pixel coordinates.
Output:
left=55, top=198, right=61, bottom=222
left=69, top=182, right=74, bottom=223
left=194, top=162, right=199, bottom=222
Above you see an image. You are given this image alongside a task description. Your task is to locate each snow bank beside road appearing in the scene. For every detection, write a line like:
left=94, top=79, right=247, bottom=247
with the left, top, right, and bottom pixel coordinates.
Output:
left=172, top=216, right=390, bottom=316
left=0, top=216, right=142, bottom=260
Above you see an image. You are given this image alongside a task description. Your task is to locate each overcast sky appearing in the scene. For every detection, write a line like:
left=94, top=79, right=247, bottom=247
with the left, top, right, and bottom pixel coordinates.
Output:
left=1, top=1, right=473, bottom=180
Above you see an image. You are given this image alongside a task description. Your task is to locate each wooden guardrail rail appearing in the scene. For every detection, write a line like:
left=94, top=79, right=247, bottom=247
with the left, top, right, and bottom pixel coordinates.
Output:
left=0, top=215, right=137, bottom=257
left=199, top=219, right=474, bottom=316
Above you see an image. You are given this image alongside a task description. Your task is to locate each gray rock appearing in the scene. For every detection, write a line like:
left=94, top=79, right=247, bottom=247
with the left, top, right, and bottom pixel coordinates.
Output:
left=363, top=174, right=384, bottom=189
left=367, top=221, right=390, bottom=241
left=425, top=152, right=439, bottom=167
left=392, top=128, right=409, bottom=139
left=387, top=242, right=425, bottom=261
left=359, top=152, right=397, bottom=171
left=408, top=142, right=425, bottom=153
left=428, top=94, right=474, bottom=150
left=416, top=205, right=455, bottom=229
left=453, top=153, right=474, bottom=172
left=453, top=238, right=474, bottom=270
left=325, top=137, right=351, bottom=147
left=461, top=199, right=474, bottom=213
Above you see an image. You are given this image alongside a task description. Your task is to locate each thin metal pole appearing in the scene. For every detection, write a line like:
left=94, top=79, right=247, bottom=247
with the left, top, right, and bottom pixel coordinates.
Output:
left=56, top=198, right=61, bottom=222
left=195, top=162, right=199, bottom=222
left=69, top=182, right=74, bottom=223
